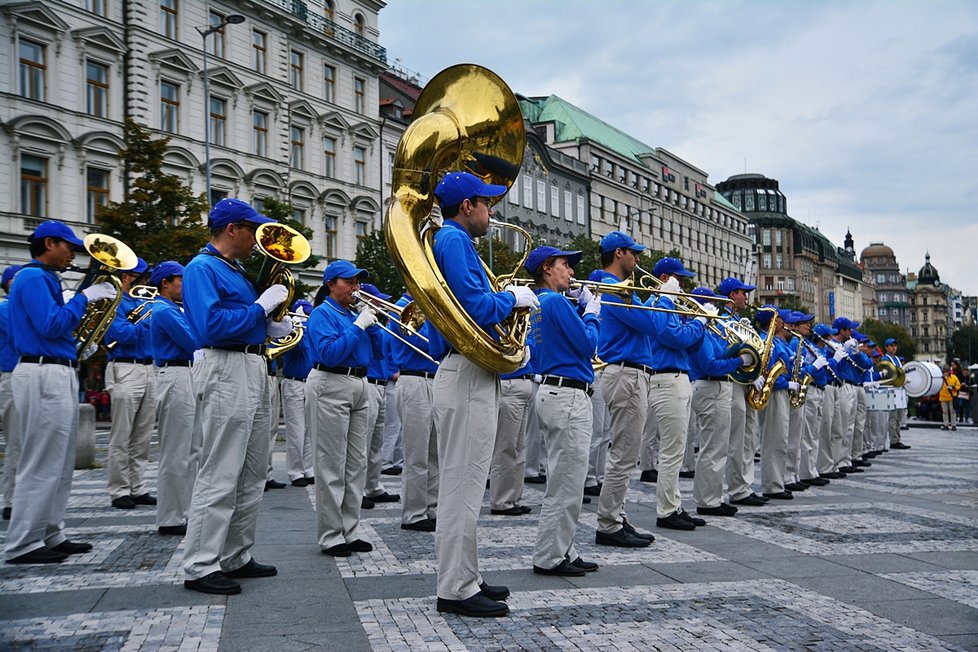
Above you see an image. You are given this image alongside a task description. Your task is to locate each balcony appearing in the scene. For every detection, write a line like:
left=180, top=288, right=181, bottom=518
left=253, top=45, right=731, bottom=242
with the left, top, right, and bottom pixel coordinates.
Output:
left=260, top=0, right=388, bottom=64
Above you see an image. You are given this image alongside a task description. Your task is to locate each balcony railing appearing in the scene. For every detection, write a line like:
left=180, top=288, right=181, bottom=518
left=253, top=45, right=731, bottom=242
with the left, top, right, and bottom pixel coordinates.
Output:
left=262, top=0, right=388, bottom=64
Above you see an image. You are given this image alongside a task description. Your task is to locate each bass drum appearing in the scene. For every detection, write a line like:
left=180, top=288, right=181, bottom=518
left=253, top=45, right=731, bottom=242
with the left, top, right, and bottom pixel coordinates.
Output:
left=903, top=361, right=942, bottom=398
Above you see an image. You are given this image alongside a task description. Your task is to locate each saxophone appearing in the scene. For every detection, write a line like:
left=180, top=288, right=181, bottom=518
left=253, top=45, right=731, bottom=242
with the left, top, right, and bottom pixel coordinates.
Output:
left=788, top=334, right=813, bottom=409
left=746, top=306, right=788, bottom=410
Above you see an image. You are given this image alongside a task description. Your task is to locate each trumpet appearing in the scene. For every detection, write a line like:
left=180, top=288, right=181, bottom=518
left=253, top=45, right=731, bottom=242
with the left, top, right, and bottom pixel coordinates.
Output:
left=352, top=291, right=438, bottom=365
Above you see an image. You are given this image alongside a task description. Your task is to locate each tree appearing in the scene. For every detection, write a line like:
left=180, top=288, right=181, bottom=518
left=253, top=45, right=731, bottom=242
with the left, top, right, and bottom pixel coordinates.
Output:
left=859, top=319, right=916, bottom=361
left=566, top=234, right=602, bottom=279
left=951, top=324, right=978, bottom=365
left=355, top=230, right=404, bottom=297
left=95, top=119, right=209, bottom=265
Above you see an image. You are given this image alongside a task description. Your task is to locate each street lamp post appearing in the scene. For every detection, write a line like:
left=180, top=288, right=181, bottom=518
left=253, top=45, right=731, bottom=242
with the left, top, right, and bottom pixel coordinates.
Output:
left=196, top=14, right=245, bottom=207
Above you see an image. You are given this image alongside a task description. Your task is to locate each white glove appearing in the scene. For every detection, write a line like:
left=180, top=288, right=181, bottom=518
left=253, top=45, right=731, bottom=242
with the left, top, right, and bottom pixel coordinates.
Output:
left=701, top=302, right=719, bottom=317
left=79, top=344, right=98, bottom=361
left=256, top=284, right=288, bottom=316
left=63, top=289, right=76, bottom=303
left=694, top=316, right=708, bottom=325
left=832, top=347, right=847, bottom=362
left=788, top=381, right=800, bottom=392
left=660, top=276, right=681, bottom=296
left=752, top=375, right=766, bottom=392
left=583, top=296, right=601, bottom=318
left=193, top=349, right=205, bottom=363
left=812, top=356, right=829, bottom=370
left=266, top=315, right=294, bottom=339
left=354, top=307, right=378, bottom=330
left=567, top=285, right=593, bottom=306
left=505, top=285, right=540, bottom=310
left=863, top=380, right=881, bottom=389
left=532, top=374, right=543, bottom=384
left=844, top=337, right=858, bottom=351
left=355, top=300, right=374, bottom=314
left=739, top=353, right=754, bottom=367
left=517, top=344, right=532, bottom=370
left=82, top=281, right=117, bottom=303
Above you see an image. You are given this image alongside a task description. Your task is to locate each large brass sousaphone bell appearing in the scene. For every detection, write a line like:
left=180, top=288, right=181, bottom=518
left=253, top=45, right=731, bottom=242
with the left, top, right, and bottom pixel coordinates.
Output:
left=384, top=64, right=528, bottom=373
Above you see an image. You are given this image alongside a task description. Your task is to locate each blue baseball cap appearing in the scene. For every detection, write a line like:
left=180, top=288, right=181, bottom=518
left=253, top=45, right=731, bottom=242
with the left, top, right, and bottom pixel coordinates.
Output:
left=208, top=198, right=276, bottom=230
left=755, top=304, right=780, bottom=326
left=652, top=257, right=695, bottom=278
left=2, top=265, right=22, bottom=289
left=291, top=299, right=313, bottom=315
left=884, top=338, right=897, bottom=347
left=126, top=257, right=149, bottom=275
left=813, top=323, right=837, bottom=337
left=434, top=171, right=507, bottom=208
left=149, top=260, right=184, bottom=286
left=323, top=260, right=369, bottom=283
left=690, top=286, right=725, bottom=304
left=870, top=347, right=882, bottom=357
left=851, top=329, right=868, bottom=342
left=599, top=231, right=646, bottom=254
left=716, top=277, right=755, bottom=297
left=361, top=282, right=391, bottom=301
left=791, top=310, right=815, bottom=323
left=832, top=317, right=858, bottom=331
left=28, top=221, right=84, bottom=248
left=524, top=246, right=582, bottom=275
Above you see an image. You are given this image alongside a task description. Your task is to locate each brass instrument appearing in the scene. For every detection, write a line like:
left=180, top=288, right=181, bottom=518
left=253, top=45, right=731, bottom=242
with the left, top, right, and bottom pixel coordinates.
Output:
left=352, top=291, right=438, bottom=365
left=787, top=333, right=813, bottom=409
left=383, top=64, right=528, bottom=373
left=351, top=290, right=427, bottom=340
left=746, top=307, right=788, bottom=410
left=266, top=316, right=305, bottom=360
left=254, top=222, right=311, bottom=323
left=875, top=359, right=906, bottom=388
left=74, top=234, right=137, bottom=355
left=105, top=286, right=157, bottom=352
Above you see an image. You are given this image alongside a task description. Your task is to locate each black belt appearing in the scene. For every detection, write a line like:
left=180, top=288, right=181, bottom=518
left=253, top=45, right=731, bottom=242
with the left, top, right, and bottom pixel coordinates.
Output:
left=400, top=369, right=435, bottom=379
left=506, top=374, right=534, bottom=381
left=157, top=360, right=192, bottom=368
left=845, top=380, right=860, bottom=387
left=283, top=375, right=306, bottom=382
left=367, top=378, right=388, bottom=386
left=701, top=376, right=730, bottom=382
left=542, top=375, right=593, bottom=396
left=19, top=355, right=78, bottom=369
left=206, top=344, right=267, bottom=356
left=315, top=364, right=366, bottom=377
left=113, top=357, right=153, bottom=365
left=652, top=367, right=686, bottom=376
left=620, top=361, right=653, bottom=375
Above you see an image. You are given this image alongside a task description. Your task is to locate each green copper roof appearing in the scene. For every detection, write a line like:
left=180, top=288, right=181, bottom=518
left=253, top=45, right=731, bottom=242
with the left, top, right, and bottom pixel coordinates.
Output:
left=520, top=95, right=655, bottom=164
left=713, top=192, right=737, bottom=210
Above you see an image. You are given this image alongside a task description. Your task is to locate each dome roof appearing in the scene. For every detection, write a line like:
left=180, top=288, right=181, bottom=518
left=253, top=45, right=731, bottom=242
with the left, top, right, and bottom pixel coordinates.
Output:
left=860, top=242, right=894, bottom=260
left=917, top=252, right=940, bottom=285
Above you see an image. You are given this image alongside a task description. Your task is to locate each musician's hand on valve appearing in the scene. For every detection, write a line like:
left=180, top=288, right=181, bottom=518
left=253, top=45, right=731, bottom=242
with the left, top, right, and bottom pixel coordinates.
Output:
left=752, top=375, right=766, bottom=392
left=701, top=302, right=719, bottom=317
left=739, top=353, right=755, bottom=368
left=660, top=276, right=681, bottom=296
left=353, top=307, right=378, bottom=331
left=812, top=356, right=829, bottom=370
left=79, top=344, right=98, bottom=361
left=266, top=315, right=294, bottom=339
left=844, top=337, right=858, bottom=351
left=832, top=347, right=848, bottom=362
left=583, top=295, right=601, bottom=318
left=256, top=284, right=288, bottom=316
left=567, top=285, right=593, bottom=306
left=506, top=285, right=540, bottom=310
left=516, top=344, right=532, bottom=370
left=82, top=281, right=117, bottom=303
left=788, top=381, right=801, bottom=392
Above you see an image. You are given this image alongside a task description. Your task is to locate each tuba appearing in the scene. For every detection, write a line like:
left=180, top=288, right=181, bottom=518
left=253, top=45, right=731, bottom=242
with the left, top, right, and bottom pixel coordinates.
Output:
left=746, top=307, right=788, bottom=410
left=384, top=64, right=528, bottom=373
left=74, top=234, right=137, bottom=354
left=254, top=222, right=310, bottom=323
left=875, top=359, right=906, bottom=387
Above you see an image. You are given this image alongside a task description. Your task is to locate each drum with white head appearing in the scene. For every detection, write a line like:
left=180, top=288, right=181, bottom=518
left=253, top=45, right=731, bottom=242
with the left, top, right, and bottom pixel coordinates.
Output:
left=903, top=361, right=942, bottom=398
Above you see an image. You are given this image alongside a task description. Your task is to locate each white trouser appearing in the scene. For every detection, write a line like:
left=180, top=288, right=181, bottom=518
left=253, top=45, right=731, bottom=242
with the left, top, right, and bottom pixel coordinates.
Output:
left=597, top=365, right=650, bottom=533
left=266, top=374, right=281, bottom=481
left=306, top=369, right=370, bottom=550
left=155, top=366, right=198, bottom=528
left=281, top=378, right=312, bottom=481
left=585, top=369, right=610, bottom=488
left=523, top=383, right=545, bottom=478
left=817, top=385, right=841, bottom=474
left=851, top=388, right=867, bottom=461
left=866, top=408, right=884, bottom=452
left=800, top=387, right=823, bottom=480
left=888, top=408, right=902, bottom=446
left=682, top=408, right=699, bottom=473
left=835, top=384, right=856, bottom=470
left=639, top=403, right=659, bottom=472
left=759, top=390, right=790, bottom=494
left=398, top=375, right=438, bottom=525
left=433, top=354, right=499, bottom=602
left=727, top=383, right=758, bottom=501
left=785, top=403, right=804, bottom=485
left=182, top=350, right=270, bottom=579
left=381, top=379, right=403, bottom=469
left=1, top=371, right=21, bottom=510
left=4, top=363, right=78, bottom=560
left=691, top=379, right=733, bottom=508
left=532, top=385, right=591, bottom=569
left=106, top=361, right=156, bottom=500
left=490, top=378, right=533, bottom=510
left=649, top=372, right=692, bottom=517
left=364, top=382, right=388, bottom=498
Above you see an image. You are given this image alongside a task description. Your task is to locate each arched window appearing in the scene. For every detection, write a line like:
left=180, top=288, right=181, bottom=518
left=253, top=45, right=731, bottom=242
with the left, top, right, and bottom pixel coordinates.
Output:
left=354, top=13, right=365, bottom=38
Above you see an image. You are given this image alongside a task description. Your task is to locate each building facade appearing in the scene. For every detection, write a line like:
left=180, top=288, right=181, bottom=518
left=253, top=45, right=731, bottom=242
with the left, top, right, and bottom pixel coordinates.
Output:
left=859, top=242, right=910, bottom=329
left=908, top=254, right=949, bottom=363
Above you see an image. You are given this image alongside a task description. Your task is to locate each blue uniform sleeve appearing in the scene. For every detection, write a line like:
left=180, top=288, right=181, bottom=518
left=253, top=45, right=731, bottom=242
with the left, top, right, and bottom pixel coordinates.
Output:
left=182, top=262, right=265, bottom=343
left=433, top=224, right=516, bottom=329
left=157, top=306, right=199, bottom=353
left=653, top=295, right=705, bottom=349
left=307, top=304, right=370, bottom=367
left=107, top=301, right=151, bottom=345
left=692, top=334, right=742, bottom=378
left=24, top=273, right=88, bottom=339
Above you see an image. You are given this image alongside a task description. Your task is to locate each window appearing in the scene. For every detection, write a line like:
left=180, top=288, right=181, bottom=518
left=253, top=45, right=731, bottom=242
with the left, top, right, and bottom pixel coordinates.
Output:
left=292, top=208, right=305, bottom=225
left=207, top=12, right=226, bottom=57
left=290, top=50, right=303, bottom=91
left=209, top=97, right=226, bottom=146
left=160, top=81, right=179, bottom=132
left=354, top=13, right=365, bottom=37
left=536, top=180, right=545, bottom=212
left=290, top=126, right=304, bottom=169
left=522, top=176, right=533, bottom=209
left=356, top=221, right=368, bottom=245
left=507, top=182, right=519, bottom=204
left=762, top=253, right=772, bottom=269
left=353, top=146, right=366, bottom=185
left=86, top=0, right=106, bottom=16
left=323, top=65, right=336, bottom=103
left=21, top=155, right=48, bottom=217
left=776, top=253, right=783, bottom=269
left=324, top=216, right=337, bottom=258
left=19, top=39, right=45, bottom=101
left=87, top=168, right=110, bottom=223
left=775, top=230, right=782, bottom=246
left=590, top=154, right=600, bottom=171
left=323, top=138, right=336, bottom=177
left=577, top=194, right=585, bottom=225
left=550, top=185, right=560, bottom=217
left=564, top=191, right=573, bottom=221
left=354, top=77, right=365, bottom=113
left=210, top=188, right=227, bottom=206
left=160, top=0, right=178, bottom=39
left=253, top=110, right=268, bottom=157
left=85, top=61, right=109, bottom=117
left=252, top=30, right=267, bottom=74
left=745, top=191, right=755, bottom=211
left=761, top=229, right=771, bottom=246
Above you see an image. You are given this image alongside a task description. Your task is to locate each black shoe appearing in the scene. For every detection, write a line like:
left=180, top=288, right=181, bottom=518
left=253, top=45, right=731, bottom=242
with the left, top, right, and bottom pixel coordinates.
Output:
left=533, top=559, right=586, bottom=576
left=264, top=479, right=286, bottom=490
left=348, top=539, right=373, bottom=553
left=112, top=496, right=135, bottom=510
left=401, top=518, right=436, bottom=532
left=785, top=482, right=807, bottom=492
left=479, top=582, right=510, bottom=601
left=841, top=466, right=864, bottom=473
left=361, top=497, right=375, bottom=510
left=583, top=484, right=602, bottom=496
left=368, top=491, right=401, bottom=503
left=380, top=466, right=402, bottom=476
left=803, top=477, right=829, bottom=486
left=595, top=528, right=652, bottom=547
left=763, top=491, right=794, bottom=500
left=852, top=459, right=871, bottom=468
left=158, top=524, right=187, bottom=536
left=570, top=556, right=599, bottom=572
left=185, top=571, right=241, bottom=595
left=697, top=503, right=738, bottom=517
left=678, top=509, right=706, bottom=526
left=436, top=594, right=509, bottom=617
left=524, top=475, right=546, bottom=484
left=6, top=548, right=68, bottom=564
left=582, top=496, right=591, bottom=504
left=225, top=559, right=277, bottom=578
left=304, top=476, right=315, bottom=484
left=52, top=540, right=93, bottom=555
left=819, top=472, right=842, bottom=480
left=491, top=505, right=526, bottom=516
left=891, top=442, right=911, bottom=450
left=621, top=520, right=656, bottom=542
left=291, top=478, right=308, bottom=487
left=657, top=511, right=696, bottom=530
left=2, top=506, right=10, bottom=520
left=323, top=544, right=352, bottom=557
left=755, top=493, right=771, bottom=503
left=678, top=470, right=695, bottom=479
left=639, top=470, right=658, bottom=483
left=731, top=494, right=766, bottom=506
left=132, top=493, right=157, bottom=505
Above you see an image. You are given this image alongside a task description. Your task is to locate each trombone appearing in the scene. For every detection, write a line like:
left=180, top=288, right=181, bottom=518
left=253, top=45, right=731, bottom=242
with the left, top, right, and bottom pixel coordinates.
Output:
left=352, top=291, right=438, bottom=365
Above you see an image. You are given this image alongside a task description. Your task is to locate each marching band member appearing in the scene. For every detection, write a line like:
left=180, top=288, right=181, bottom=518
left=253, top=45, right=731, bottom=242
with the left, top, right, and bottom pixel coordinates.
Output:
left=1, top=265, right=22, bottom=521
left=280, top=300, right=315, bottom=487
left=430, top=171, right=538, bottom=618
left=490, top=338, right=536, bottom=516
left=815, top=322, right=848, bottom=480
left=526, top=246, right=601, bottom=577
left=181, top=198, right=290, bottom=594
left=264, top=357, right=286, bottom=491
left=831, top=318, right=865, bottom=475
left=798, top=328, right=832, bottom=487
left=106, top=257, right=157, bottom=510
left=864, top=345, right=889, bottom=457
left=305, top=260, right=379, bottom=557
left=754, top=308, right=796, bottom=500
left=584, top=269, right=611, bottom=498
left=382, top=293, right=411, bottom=477
left=882, top=338, right=910, bottom=450
left=149, top=261, right=198, bottom=536
left=847, top=331, right=875, bottom=470
left=783, top=311, right=817, bottom=493
left=5, top=221, right=116, bottom=564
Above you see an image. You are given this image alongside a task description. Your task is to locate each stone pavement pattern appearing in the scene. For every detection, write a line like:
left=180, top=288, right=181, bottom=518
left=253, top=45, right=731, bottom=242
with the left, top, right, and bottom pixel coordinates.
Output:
left=1, top=424, right=977, bottom=651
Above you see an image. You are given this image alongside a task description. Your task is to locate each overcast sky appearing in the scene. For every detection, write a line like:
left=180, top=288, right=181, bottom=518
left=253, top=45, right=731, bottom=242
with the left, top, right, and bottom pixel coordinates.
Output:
left=379, top=0, right=978, bottom=297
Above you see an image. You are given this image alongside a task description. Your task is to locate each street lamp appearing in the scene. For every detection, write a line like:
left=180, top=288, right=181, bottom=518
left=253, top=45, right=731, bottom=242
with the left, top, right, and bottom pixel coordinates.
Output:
left=196, top=13, right=245, bottom=207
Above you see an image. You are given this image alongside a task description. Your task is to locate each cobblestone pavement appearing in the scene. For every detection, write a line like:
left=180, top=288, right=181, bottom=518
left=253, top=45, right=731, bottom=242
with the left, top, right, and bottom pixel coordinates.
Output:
left=1, top=424, right=976, bottom=651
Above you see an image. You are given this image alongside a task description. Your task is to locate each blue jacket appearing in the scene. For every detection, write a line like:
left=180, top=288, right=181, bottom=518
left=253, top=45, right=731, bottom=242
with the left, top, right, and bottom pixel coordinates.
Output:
left=648, top=295, right=705, bottom=372
left=689, top=329, right=742, bottom=382
left=0, top=300, right=16, bottom=372
left=9, top=262, right=88, bottom=359
left=531, top=289, right=599, bottom=384
left=280, top=334, right=313, bottom=380
left=107, top=294, right=153, bottom=359
left=150, top=297, right=197, bottom=365
left=367, top=327, right=394, bottom=380
left=307, top=297, right=382, bottom=368
left=182, top=244, right=266, bottom=347
left=388, top=294, right=440, bottom=374
left=596, top=271, right=655, bottom=367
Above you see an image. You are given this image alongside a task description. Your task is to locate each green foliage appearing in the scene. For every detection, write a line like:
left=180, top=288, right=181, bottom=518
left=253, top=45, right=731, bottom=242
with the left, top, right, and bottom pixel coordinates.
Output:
left=566, top=234, right=601, bottom=279
left=240, top=197, right=320, bottom=299
left=950, top=324, right=978, bottom=365
left=354, top=230, right=404, bottom=297
left=95, top=119, right=209, bottom=265
left=859, top=319, right=916, bottom=361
